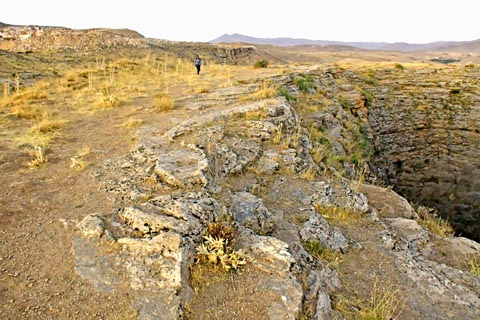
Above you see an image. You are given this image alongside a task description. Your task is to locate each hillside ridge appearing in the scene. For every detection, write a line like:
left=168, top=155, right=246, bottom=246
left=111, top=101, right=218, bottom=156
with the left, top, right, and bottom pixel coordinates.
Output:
left=211, top=33, right=480, bottom=52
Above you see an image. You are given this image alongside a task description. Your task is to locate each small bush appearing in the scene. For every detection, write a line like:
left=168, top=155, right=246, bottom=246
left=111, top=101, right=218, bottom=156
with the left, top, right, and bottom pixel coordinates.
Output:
left=278, top=87, right=295, bottom=102
left=254, top=60, right=269, bottom=69
left=154, top=93, right=175, bottom=111
left=395, top=63, right=405, bottom=70
left=416, top=206, right=454, bottom=237
left=293, top=75, right=315, bottom=93
left=205, top=222, right=236, bottom=245
left=196, top=223, right=250, bottom=271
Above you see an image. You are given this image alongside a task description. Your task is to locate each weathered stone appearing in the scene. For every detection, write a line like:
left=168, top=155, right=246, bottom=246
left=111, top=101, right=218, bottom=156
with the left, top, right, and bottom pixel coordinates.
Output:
left=312, top=180, right=369, bottom=214
left=154, top=143, right=209, bottom=188
left=120, top=203, right=201, bottom=236
left=300, top=212, right=350, bottom=253
left=72, top=236, right=121, bottom=292
left=385, top=218, right=429, bottom=245
left=76, top=214, right=106, bottom=239
left=117, top=232, right=183, bottom=290
left=229, top=191, right=275, bottom=234
left=239, top=230, right=303, bottom=319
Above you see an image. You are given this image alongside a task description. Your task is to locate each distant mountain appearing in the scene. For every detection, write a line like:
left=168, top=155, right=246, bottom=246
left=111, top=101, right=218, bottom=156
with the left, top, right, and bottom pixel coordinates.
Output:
left=210, top=33, right=480, bottom=52
left=0, top=22, right=13, bottom=28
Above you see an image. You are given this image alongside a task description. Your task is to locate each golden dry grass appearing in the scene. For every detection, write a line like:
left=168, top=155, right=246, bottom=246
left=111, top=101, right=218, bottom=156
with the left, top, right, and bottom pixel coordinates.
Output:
left=416, top=206, right=454, bottom=237
left=154, top=93, right=175, bottom=111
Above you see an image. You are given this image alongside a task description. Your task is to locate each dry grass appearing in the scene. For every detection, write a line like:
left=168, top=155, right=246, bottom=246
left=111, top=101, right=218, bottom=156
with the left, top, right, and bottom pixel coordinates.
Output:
left=244, top=80, right=277, bottom=101
left=122, top=117, right=144, bottom=128
left=358, top=278, right=405, bottom=320
left=244, top=109, right=265, bottom=121
left=30, top=113, right=66, bottom=134
left=28, top=146, right=47, bottom=169
left=154, top=93, right=175, bottom=111
left=314, top=204, right=360, bottom=223
left=303, top=240, right=343, bottom=268
left=10, top=103, right=42, bottom=119
left=195, top=86, right=209, bottom=94
left=466, top=255, right=480, bottom=276
left=70, top=146, right=91, bottom=171
left=416, top=206, right=454, bottom=237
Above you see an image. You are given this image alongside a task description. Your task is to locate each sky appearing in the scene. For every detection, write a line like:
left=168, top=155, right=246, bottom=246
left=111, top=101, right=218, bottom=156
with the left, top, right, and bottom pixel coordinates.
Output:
left=1, top=0, right=479, bottom=44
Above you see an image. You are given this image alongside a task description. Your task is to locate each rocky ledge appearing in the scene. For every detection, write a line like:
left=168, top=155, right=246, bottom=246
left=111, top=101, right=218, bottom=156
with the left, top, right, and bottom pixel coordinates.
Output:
left=70, top=65, right=479, bottom=319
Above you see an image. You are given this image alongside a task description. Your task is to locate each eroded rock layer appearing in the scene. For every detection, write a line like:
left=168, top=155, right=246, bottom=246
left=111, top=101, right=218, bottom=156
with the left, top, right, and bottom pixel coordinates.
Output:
left=71, top=64, right=480, bottom=319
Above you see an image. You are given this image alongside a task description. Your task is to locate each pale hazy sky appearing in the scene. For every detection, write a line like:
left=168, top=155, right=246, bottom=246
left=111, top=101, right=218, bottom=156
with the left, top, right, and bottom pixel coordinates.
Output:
left=1, top=0, right=479, bottom=43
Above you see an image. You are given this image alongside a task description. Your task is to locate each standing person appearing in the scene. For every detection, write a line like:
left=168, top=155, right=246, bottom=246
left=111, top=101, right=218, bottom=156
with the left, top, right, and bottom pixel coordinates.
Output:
left=194, top=55, right=202, bottom=75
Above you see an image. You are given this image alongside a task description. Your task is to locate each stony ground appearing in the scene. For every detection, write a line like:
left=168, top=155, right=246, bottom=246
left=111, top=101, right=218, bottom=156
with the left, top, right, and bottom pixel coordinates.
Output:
left=1, top=57, right=479, bottom=320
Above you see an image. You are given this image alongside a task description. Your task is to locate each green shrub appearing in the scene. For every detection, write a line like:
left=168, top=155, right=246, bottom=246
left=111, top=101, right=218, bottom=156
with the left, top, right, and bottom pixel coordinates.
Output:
left=254, top=60, right=269, bottom=68
left=395, top=63, right=405, bottom=70
left=293, top=75, right=315, bottom=93
left=279, top=87, right=295, bottom=102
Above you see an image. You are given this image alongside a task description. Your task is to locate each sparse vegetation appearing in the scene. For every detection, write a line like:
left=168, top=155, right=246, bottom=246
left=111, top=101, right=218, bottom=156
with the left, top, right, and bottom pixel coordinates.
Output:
left=293, top=75, right=315, bottom=93
left=154, top=92, right=175, bottom=111
left=30, top=113, right=65, bottom=134
left=358, top=278, right=405, bottom=320
left=246, top=79, right=277, bottom=100
left=28, top=146, right=47, bottom=169
left=314, top=204, right=360, bottom=223
left=416, top=206, right=454, bottom=237
left=395, top=63, right=405, bottom=70
left=195, top=222, right=249, bottom=272
left=254, top=60, right=269, bottom=68
left=70, top=146, right=91, bottom=171
left=122, top=117, right=144, bottom=128
left=466, top=254, right=480, bottom=276
left=303, top=240, right=343, bottom=268
left=339, top=96, right=353, bottom=111
left=278, top=87, right=295, bottom=102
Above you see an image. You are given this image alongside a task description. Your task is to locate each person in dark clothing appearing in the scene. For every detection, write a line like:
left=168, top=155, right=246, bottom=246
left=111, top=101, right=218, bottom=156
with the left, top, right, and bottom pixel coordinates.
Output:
left=194, top=55, right=202, bottom=74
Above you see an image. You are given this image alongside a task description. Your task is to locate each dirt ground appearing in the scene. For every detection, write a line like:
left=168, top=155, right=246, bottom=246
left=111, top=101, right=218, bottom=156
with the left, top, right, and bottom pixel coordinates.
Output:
left=0, top=64, right=285, bottom=319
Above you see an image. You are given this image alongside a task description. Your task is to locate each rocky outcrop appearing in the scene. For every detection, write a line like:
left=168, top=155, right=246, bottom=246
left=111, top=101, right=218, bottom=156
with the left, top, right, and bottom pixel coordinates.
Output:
left=71, top=64, right=480, bottom=319
left=0, top=26, right=149, bottom=52
left=358, top=65, right=480, bottom=240
left=283, top=64, right=480, bottom=241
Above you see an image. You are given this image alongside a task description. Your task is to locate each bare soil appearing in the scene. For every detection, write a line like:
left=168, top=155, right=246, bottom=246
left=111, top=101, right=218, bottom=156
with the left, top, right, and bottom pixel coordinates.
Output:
left=0, top=64, right=285, bottom=319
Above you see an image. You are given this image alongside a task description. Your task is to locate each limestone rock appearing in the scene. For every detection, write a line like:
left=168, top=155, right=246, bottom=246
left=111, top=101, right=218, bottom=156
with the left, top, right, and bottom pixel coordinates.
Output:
left=229, top=191, right=275, bottom=234
left=312, top=180, right=369, bottom=214
left=154, top=143, right=209, bottom=188
left=300, top=212, right=350, bottom=253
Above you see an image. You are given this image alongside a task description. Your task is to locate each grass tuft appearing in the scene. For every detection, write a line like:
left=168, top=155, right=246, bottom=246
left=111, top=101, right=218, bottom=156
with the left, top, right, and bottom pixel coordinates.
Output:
left=466, top=255, right=480, bottom=276
left=28, top=146, right=47, bottom=169
left=154, top=93, right=175, bottom=111
left=314, top=204, right=359, bottom=223
left=30, top=113, right=65, bottom=133
left=358, top=278, right=405, bottom=320
left=303, top=240, right=343, bottom=268
left=416, top=206, right=454, bottom=237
